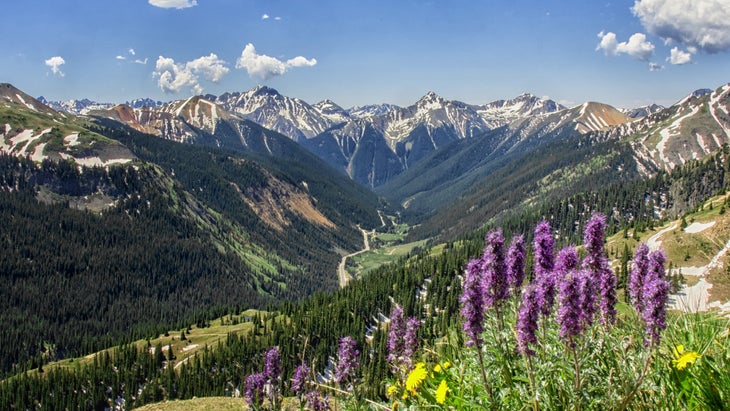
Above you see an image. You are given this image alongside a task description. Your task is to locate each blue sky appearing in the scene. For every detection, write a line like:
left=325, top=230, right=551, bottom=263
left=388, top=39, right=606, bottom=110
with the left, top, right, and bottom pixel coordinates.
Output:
left=2, top=0, right=729, bottom=109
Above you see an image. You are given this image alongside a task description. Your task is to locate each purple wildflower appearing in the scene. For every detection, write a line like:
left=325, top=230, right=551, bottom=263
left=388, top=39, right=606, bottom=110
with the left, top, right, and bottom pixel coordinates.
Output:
left=507, top=235, right=526, bottom=291
left=387, top=305, right=405, bottom=364
left=305, top=391, right=331, bottom=411
left=557, top=270, right=584, bottom=347
left=461, top=258, right=485, bottom=347
left=642, top=277, right=670, bottom=347
left=555, top=246, right=580, bottom=275
left=629, top=243, right=650, bottom=313
left=582, top=213, right=617, bottom=325
left=533, top=221, right=556, bottom=280
left=264, top=346, right=282, bottom=407
left=244, top=372, right=266, bottom=407
left=577, top=270, right=597, bottom=328
left=516, top=284, right=541, bottom=356
left=291, top=362, right=310, bottom=395
left=648, top=250, right=667, bottom=282
left=482, top=228, right=509, bottom=306
left=264, top=346, right=281, bottom=381
left=534, top=221, right=557, bottom=316
left=334, top=336, right=359, bottom=386
left=403, top=318, right=421, bottom=364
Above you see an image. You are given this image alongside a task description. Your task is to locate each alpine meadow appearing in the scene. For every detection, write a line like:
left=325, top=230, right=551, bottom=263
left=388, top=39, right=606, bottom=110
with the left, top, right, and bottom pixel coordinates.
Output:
left=1, top=1, right=730, bottom=410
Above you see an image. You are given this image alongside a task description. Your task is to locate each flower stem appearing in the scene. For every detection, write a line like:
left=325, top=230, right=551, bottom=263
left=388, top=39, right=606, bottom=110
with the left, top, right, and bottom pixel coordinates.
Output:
left=570, top=337, right=582, bottom=411
left=476, top=345, right=496, bottom=409
left=616, top=347, right=654, bottom=411
left=525, top=354, right=539, bottom=411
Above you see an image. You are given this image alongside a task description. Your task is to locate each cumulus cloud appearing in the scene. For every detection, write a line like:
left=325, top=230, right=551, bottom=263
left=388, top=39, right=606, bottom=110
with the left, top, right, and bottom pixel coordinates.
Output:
left=116, top=55, right=126, bottom=60
left=668, top=47, right=692, bottom=64
left=262, top=14, right=270, bottom=20
left=129, top=48, right=136, bottom=56
left=235, top=43, right=317, bottom=80
left=153, top=53, right=229, bottom=94
left=148, top=0, right=197, bottom=9
left=632, top=0, right=730, bottom=54
left=596, top=31, right=655, bottom=61
left=45, top=56, right=66, bottom=77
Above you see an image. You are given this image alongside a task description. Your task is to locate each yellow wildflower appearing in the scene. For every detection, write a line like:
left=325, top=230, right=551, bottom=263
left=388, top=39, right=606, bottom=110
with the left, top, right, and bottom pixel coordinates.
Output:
left=672, top=345, right=701, bottom=370
left=405, top=362, right=428, bottom=394
left=435, top=379, right=449, bottom=404
left=434, top=361, right=451, bottom=374
left=386, top=384, right=399, bottom=398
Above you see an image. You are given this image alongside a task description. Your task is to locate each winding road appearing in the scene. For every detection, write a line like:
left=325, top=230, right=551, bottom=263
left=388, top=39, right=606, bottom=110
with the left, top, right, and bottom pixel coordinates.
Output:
left=337, top=212, right=386, bottom=288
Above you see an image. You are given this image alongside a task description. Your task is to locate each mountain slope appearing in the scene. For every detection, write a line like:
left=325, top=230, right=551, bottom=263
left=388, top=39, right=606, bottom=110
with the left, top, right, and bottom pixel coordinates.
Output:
left=304, top=92, right=566, bottom=187
left=1, top=83, right=136, bottom=167
left=377, top=101, right=631, bottom=215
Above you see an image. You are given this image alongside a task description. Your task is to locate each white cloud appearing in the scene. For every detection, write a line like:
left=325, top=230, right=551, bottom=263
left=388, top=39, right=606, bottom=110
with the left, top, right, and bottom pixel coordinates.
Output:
left=129, top=48, right=136, bottom=56
left=134, top=58, right=149, bottom=65
left=649, top=62, right=664, bottom=71
left=153, top=53, right=229, bottom=94
left=116, top=55, right=126, bottom=60
left=235, top=43, right=317, bottom=80
left=274, top=16, right=281, bottom=21
left=148, top=0, right=197, bottom=9
left=45, top=56, right=65, bottom=77
left=285, top=56, right=317, bottom=68
left=262, top=14, right=270, bottom=20
left=667, top=47, right=692, bottom=65
left=596, top=31, right=655, bottom=61
left=633, top=0, right=730, bottom=54
left=186, top=53, right=229, bottom=82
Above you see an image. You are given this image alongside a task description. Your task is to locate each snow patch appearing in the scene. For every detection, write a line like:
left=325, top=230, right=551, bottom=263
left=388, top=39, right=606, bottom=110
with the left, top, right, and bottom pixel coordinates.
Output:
left=30, top=143, right=46, bottom=162
left=684, top=221, right=715, bottom=234
left=181, top=344, right=199, bottom=352
left=656, top=105, right=699, bottom=166
left=669, top=278, right=712, bottom=313
left=16, top=94, right=37, bottom=111
left=646, top=223, right=678, bottom=251
left=64, top=133, right=81, bottom=146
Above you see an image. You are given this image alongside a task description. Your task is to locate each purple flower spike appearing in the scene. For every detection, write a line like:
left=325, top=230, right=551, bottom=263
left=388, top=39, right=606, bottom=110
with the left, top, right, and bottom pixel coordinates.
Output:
left=461, top=258, right=486, bottom=347
left=582, top=213, right=617, bottom=325
left=648, top=250, right=667, bottom=282
left=244, top=372, right=266, bottom=407
left=291, top=362, right=310, bottom=394
left=387, top=305, right=405, bottom=364
left=334, top=336, right=359, bottom=386
left=507, top=235, right=526, bottom=291
left=534, top=221, right=557, bottom=316
left=629, top=243, right=650, bottom=314
left=642, top=277, right=670, bottom=347
left=264, top=346, right=281, bottom=381
left=577, top=270, right=596, bottom=328
left=556, top=246, right=579, bottom=278
left=516, top=284, right=541, bottom=356
left=533, top=221, right=556, bottom=280
left=403, top=318, right=420, bottom=364
left=482, top=228, right=509, bottom=306
left=557, top=270, right=584, bottom=346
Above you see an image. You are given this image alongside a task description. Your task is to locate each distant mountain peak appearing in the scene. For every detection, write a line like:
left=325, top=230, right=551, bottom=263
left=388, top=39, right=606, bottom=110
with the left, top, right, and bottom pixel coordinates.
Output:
left=250, top=85, right=280, bottom=97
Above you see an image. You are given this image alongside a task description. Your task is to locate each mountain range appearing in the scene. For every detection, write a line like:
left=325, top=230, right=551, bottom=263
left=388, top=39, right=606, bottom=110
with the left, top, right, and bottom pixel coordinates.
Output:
left=32, top=82, right=730, bottom=241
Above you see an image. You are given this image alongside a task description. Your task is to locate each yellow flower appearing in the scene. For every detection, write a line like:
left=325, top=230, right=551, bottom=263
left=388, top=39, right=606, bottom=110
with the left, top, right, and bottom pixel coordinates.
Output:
left=405, top=362, right=428, bottom=394
left=435, top=379, right=449, bottom=404
left=672, top=345, right=701, bottom=370
left=434, top=361, right=451, bottom=374
left=386, top=384, right=399, bottom=398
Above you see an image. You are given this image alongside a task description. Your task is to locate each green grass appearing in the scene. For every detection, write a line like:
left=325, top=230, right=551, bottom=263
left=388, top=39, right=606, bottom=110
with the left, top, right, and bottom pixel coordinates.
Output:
left=22, top=309, right=264, bottom=379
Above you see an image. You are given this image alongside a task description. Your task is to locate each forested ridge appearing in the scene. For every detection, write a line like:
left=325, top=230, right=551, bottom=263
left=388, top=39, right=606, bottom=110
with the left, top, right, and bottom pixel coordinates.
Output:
left=3, top=145, right=730, bottom=409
